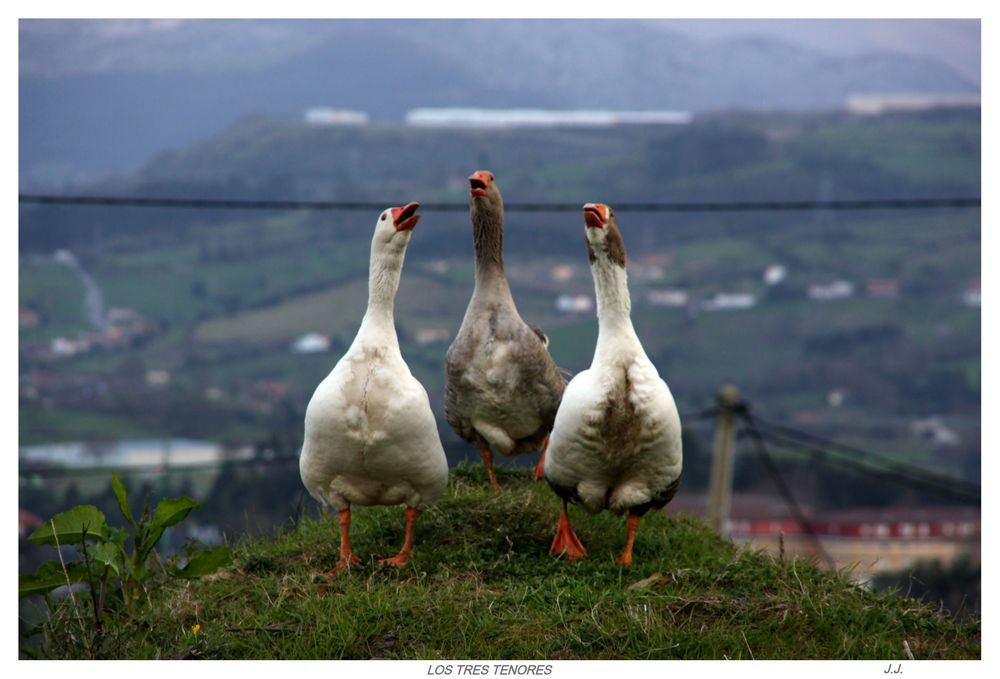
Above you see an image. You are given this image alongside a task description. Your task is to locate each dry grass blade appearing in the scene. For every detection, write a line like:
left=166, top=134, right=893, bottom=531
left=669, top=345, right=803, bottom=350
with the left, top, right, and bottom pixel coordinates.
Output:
left=742, top=630, right=755, bottom=660
left=627, top=573, right=664, bottom=591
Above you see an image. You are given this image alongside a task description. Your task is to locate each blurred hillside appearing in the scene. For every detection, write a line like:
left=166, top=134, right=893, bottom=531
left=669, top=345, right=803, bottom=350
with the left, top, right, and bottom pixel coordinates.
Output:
left=20, top=109, right=980, bottom=489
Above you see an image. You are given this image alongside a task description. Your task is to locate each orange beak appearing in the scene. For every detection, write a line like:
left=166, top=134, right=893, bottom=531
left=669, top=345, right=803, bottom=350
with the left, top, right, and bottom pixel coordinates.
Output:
left=391, top=201, right=421, bottom=232
left=583, top=203, right=608, bottom=229
left=469, top=171, right=490, bottom=197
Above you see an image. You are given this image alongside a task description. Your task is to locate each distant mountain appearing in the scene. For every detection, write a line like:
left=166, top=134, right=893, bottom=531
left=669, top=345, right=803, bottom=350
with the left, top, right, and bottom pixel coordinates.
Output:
left=19, top=19, right=978, bottom=188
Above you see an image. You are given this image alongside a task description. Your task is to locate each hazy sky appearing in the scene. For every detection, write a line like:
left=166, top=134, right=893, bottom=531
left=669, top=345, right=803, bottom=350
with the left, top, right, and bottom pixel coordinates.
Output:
left=19, top=18, right=981, bottom=84
left=660, top=19, right=980, bottom=83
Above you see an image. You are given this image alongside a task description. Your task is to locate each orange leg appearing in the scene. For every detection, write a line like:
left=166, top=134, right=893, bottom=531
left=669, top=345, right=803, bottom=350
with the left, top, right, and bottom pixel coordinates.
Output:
left=616, top=513, right=641, bottom=566
left=379, top=507, right=418, bottom=567
left=534, top=436, right=549, bottom=481
left=480, top=447, right=502, bottom=490
left=549, top=500, right=587, bottom=560
left=327, top=508, right=362, bottom=575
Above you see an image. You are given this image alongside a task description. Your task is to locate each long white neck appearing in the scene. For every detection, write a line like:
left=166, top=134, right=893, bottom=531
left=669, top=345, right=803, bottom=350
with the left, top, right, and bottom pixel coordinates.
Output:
left=590, top=258, right=639, bottom=364
left=357, top=243, right=404, bottom=347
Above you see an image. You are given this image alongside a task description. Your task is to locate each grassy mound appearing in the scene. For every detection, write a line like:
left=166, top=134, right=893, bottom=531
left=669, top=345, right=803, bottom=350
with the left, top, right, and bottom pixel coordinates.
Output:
left=24, top=466, right=980, bottom=659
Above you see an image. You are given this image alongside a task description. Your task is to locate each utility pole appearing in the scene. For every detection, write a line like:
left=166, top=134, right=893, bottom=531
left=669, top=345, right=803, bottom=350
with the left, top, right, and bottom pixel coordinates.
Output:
left=707, top=385, right=741, bottom=534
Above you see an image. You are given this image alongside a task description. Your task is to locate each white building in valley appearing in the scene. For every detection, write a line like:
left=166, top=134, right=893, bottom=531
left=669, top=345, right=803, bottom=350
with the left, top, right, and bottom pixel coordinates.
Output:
left=555, top=294, right=594, bottom=314
left=703, top=292, right=757, bottom=312
left=304, top=108, right=369, bottom=125
left=647, top=289, right=689, bottom=308
left=808, top=280, right=855, bottom=301
left=405, top=108, right=693, bottom=128
left=19, top=439, right=253, bottom=471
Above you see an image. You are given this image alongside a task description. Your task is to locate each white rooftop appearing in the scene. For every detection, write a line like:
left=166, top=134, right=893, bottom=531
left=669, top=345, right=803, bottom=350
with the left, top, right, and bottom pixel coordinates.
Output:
left=405, top=108, right=693, bottom=128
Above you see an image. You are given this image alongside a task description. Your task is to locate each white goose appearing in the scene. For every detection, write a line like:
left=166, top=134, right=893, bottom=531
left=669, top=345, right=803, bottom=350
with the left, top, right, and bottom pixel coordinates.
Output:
left=300, top=202, right=448, bottom=574
left=544, top=203, right=682, bottom=565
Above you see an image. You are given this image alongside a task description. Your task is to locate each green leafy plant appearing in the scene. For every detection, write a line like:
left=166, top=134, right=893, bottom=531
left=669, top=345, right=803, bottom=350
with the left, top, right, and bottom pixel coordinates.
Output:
left=20, top=473, right=231, bottom=615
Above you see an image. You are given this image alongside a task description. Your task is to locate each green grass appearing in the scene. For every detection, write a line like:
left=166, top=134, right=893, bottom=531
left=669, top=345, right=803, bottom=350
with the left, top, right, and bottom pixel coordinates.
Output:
left=22, top=467, right=980, bottom=659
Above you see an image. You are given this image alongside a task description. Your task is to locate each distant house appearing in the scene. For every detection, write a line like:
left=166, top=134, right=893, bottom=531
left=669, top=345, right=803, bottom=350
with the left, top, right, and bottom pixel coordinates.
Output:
left=672, top=493, right=982, bottom=580
left=911, top=417, right=962, bottom=447
left=19, top=306, right=40, bottom=328
left=405, top=108, right=693, bottom=128
left=963, top=289, right=981, bottom=307
left=808, top=506, right=980, bottom=578
left=415, top=328, right=451, bottom=345
left=827, top=388, right=848, bottom=408
left=846, top=93, right=980, bottom=116
left=53, top=249, right=77, bottom=266
left=865, top=278, right=900, bottom=299
left=763, top=264, right=787, bottom=286
left=703, top=292, right=757, bottom=312
left=19, top=509, right=43, bottom=538
left=631, top=264, right=666, bottom=282
left=19, top=439, right=238, bottom=471
left=631, top=253, right=673, bottom=283
left=252, top=381, right=290, bottom=400
left=555, top=294, right=594, bottom=314
left=243, top=382, right=291, bottom=416
left=962, top=277, right=981, bottom=308
left=635, top=253, right=675, bottom=268
left=647, top=289, right=689, bottom=308
left=549, top=265, right=575, bottom=282
left=808, top=280, right=854, bottom=301
left=50, top=336, right=81, bottom=357
left=291, top=332, right=331, bottom=354
left=424, top=260, right=450, bottom=275
left=146, top=369, right=171, bottom=387
left=303, top=108, right=369, bottom=125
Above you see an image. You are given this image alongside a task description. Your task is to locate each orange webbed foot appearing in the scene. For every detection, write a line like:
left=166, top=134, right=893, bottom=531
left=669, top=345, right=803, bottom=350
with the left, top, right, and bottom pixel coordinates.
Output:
left=379, top=507, right=417, bottom=567
left=549, top=501, right=587, bottom=560
left=378, top=553, right=410, bottom=567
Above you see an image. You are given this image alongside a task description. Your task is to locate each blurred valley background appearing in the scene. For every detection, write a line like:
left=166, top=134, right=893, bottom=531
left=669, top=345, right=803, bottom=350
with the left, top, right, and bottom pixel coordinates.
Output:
left=18, top=19, right=981, bottom=617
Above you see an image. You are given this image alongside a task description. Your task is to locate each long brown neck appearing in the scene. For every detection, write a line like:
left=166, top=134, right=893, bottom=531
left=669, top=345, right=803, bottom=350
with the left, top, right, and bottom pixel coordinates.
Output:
left=471, top=200, right=505, bottom=285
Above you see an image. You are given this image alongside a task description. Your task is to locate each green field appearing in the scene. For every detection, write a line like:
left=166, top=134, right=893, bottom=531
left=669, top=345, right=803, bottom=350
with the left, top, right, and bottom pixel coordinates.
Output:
left=19, top=258, right=88, bottom=341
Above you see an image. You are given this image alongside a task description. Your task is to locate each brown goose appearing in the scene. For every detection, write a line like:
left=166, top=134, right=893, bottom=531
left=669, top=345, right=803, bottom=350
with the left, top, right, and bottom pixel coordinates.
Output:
left=444, top=170, right=566, bottom=488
